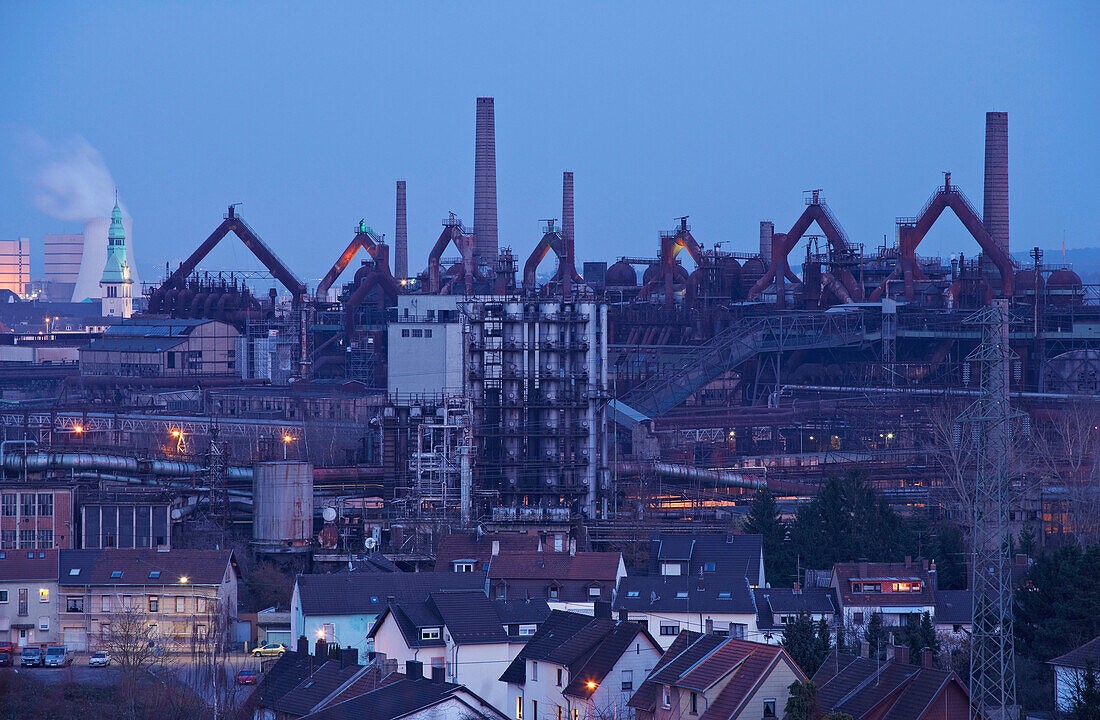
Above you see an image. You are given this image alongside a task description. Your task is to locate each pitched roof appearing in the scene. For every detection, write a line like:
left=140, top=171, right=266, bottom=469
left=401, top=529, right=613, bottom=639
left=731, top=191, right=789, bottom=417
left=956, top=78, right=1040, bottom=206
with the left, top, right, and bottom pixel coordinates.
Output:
left=0, top=549, right=57, bottom=582
left=700, top=643, right=793, bottom=720
left=274, top=661, right=366, bottom=716
left=832, top=562, right=936, bottom=609
left=811, top=650, right=968, bottom=720
left=298, top=676, right=474, bottom=720
left=627, top=630, right=703, bottom=712
left=1050, top=635, right=1100, bottom=670
left=253, top=652, right=322, bottom=709
left=933, top=590, right=972, bottom=625
left=58, top=549, right=233, bottom=586
left=487, top=551, right=621, bottom=582
left=435, top=532, right=542, bottom=571
left=295, top=571, right=485, bottom=616
left=649, top=533, right=764, bottom=586
left=753, top=587, right=838, bottom=629
left=499, top=610, right=653, bottom=692
left=615, top=575, right=756, bottom=615
left=370, top=592, right=551, bottom=647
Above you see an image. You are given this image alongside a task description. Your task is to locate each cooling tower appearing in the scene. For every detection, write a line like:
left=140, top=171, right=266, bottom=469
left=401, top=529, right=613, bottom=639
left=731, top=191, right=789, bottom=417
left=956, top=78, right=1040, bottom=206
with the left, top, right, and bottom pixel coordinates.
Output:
left=983, top=111, right=1009, bottom=255
left=395, top=180, right=408, bottom=279
left=473, top=97, right=498, bottom=261
left=72, top=216, right=139, bottom=303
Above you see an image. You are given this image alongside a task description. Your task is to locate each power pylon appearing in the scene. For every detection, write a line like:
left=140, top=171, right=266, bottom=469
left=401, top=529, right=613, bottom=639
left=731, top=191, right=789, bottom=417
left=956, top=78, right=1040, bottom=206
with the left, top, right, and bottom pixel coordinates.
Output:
left=960, top=298, right=1018, bottom=719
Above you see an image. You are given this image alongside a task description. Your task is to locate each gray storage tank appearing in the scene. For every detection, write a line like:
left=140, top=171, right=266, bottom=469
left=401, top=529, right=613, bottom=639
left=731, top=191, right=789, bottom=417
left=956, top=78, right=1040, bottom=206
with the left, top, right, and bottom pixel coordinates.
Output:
left=252, top=461, right=313, bottom=553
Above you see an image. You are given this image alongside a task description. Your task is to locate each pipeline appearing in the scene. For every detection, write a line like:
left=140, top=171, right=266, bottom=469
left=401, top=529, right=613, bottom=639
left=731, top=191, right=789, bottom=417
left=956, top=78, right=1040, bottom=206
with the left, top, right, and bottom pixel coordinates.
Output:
left=68, top=473, right=253, bottom=501
left=614, top=460, right=765, bottom=490
left=3, top=452, right=252, bottom=481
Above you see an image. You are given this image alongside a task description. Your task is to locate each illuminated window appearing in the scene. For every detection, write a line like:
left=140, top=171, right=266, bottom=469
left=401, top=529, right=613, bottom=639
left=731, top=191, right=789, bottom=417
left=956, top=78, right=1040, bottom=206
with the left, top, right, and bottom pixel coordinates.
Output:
left=39, top=588, right=49, bottom=603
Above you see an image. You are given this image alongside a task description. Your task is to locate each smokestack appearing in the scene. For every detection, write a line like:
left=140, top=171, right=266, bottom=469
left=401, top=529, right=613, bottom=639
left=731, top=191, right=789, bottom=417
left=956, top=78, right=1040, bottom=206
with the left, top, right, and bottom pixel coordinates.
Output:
left=983, top=112, right=1009, bottom=255
left=562, top=171, right=574, bottom=301
left=395, top=181, right=408, bottom=279
left=760, top=221, right=773, bottom=264
left=474, top=97, right=498, bottom=261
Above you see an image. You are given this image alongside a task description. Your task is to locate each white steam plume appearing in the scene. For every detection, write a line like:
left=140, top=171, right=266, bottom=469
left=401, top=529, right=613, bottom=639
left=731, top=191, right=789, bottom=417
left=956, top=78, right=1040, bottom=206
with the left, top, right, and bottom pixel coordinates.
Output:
left=24, top=133, right=123, bottom=222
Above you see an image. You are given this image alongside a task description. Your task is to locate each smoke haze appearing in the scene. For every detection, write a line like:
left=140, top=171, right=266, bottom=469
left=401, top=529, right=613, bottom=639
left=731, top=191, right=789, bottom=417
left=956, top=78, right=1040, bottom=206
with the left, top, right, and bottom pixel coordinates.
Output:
left=23, top=133, right=123, bottom=223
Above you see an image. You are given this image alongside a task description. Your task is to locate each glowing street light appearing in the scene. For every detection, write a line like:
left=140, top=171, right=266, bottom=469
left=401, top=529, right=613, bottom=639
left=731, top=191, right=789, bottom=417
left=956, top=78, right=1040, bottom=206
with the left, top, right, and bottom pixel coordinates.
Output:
left=73, top=425, right=83, bottom=435
left=282, top=434, right=295, bottom=460
left=179, top=576, right=189, bottom=584
left=169, top=429, right=185, bottom=452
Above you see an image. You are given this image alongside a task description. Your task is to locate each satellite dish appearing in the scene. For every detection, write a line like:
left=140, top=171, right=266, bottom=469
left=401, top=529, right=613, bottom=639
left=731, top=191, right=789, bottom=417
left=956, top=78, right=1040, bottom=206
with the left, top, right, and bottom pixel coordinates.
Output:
left=322, top=507, right=337, bottom=522
left=364, top=537, right=378, bottom=550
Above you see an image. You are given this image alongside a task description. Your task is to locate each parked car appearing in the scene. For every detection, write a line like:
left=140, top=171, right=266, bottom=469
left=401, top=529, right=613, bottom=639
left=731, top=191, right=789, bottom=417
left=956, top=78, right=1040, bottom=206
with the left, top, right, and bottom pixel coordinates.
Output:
left=89, top=650, right=111, bottom=667
left=20, top=646, right=43, bottom=667
left=44, top=647, right=72, bottom=667
left=251, top=642, right=287, bottom=657
left=236, top=668, right=258, bottom=685
left=0, top=651, right=12, bottom=667
left=0, top=641, right=13, bottom=655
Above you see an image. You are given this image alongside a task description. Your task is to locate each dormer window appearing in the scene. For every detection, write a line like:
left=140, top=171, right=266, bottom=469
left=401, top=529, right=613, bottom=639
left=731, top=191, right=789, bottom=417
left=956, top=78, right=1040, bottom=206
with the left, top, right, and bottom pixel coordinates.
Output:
left=660, top=562, right=682, bottom=576
left=453, top=561, right=475, bottom=573
left=420, top=627, right=441, bottom=640
left=548, top=584, right=559, bottom=600
left=588, top=586, right=602, bottom=599
left=891, top=581, right=920, bottom=592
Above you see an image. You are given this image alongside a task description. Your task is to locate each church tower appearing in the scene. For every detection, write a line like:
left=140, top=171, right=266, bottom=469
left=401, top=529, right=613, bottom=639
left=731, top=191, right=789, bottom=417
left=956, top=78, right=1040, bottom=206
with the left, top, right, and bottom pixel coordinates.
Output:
left=100, top=196, right=133, bottom=318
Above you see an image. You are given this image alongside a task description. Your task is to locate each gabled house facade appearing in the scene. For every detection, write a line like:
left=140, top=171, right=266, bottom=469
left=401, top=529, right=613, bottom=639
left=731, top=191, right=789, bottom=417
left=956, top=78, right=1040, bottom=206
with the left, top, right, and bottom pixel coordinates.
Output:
left=830, top=559, right=937, bottom=633
left=500, top=608, right=662, bottom=720
left=487, top=550, right=626, bottom=612
left=0, top=548, right=59, bottom=648
left=753, top=586, right=838, bottom=645
left=615, top=575, right=759, bottom=649
left=649, top=534, right=766, bottom=588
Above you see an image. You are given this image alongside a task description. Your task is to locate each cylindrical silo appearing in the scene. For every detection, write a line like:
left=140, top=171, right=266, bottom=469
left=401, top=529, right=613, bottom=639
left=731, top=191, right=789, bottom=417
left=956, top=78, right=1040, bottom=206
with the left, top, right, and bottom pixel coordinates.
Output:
left=252, top=461, right=313, bottom=552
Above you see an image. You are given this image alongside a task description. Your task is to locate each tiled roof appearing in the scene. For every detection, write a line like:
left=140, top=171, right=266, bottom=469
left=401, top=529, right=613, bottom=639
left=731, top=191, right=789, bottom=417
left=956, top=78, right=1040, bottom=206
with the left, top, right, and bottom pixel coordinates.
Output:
left=0, top=549, right=57, bottom=581
left=626, top=630, right=702, bottom=712
left=253, top=652, right=322, bottom=709
left=295, top=571, right=485, bottom=616
left=487, top=551, right=620, bottom=581
left=811, top=650, right=968, bottom=720
left=832, top=562, right=936, bottom=608
left=274, top=661, right=365, bottom=716
left=649, top=534, right=764, bottom=586
left=298, top=676, right=467, bottom=720
left=492, top=598, right=553, bottom=625
left=933, top=590, right=972, bottom=625
left=58, top=549, right=233, bottom=586
left=370, top=592, right=550, bottom=648
left=615, top=574, right=756, bottom=615
left=498, top=610, right=651, bottom=690
left=435, top=532, right=542, bottom=571
left=1050, top=635, right=1100, bottom=670
left=753, top=587, right=838, bottom=629
left=880, top=670, right=958, bottom=720
left=700, top=643, right=791, bottom=720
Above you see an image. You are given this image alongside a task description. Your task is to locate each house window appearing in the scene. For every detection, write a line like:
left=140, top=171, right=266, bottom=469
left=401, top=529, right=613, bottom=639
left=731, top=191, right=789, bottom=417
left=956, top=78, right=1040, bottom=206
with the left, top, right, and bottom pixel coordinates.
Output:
left=588, top=586, right=601, bottom=598
left=704, top=562, right=716, bottom=572
left=39, top=588, right=49, bottom=603
left=518, top=624, right=536, bottom=636
left=18, top=588, right=28, bottom=616
left=37, top=494, right=53, bottom=517
left=548, top=585, right=559, bottom=600
left=411, top=329, right=423, bottom=338
left=764, top=699, right=777, bottom=717
left=453, top=562, right=475, bottom=573
left=853, top=612, right=864, bottom=624
left=420, top=627, right=441, bottom=640
left=495, top=584, right=506, bottom=600
left=322, top=623, right=336, bottom=642
left=572, top=710, right=578, bottom=720
left=424, top=329, right=432, bottom=338
left=175, top=597, right=185, bottom=613
left=39, top=616, right=49, bottom=632
left=102, top=595, right=111, bottom=612
left=515, top=696, right=523, bottom=719
left=621, top=669, right=633, bottom=692
left=0, top=590, right=7, bottom=603
left=149, top=596, right=159, bottom=613
left=660, top=622, right=680, bottom=636
left=626, top=590, right=639, bottom=598
left=557, top=707, right=563, bottom=720
left=20, top=493, right=36, bottom=517
left=37, top=530, right=53, bottom=548
left=662, top=686, right=671, bottom=708
left=530, top=660, right=538, bottom=681
left=660, top=562, right=681, bottom=576
left=401, top=329, right=410, bottom=337
left=556, top=667, right=563, bottom=686
left=532, top=700, right=537, bottom=719
left=1, top=493, right=14, bottom=516
left=717, top=591, right=731, bottom=599
left=691, top=692, right=698, bottom=714
left=67, top=596, right=84, bottom=613
left=110, top=571, right=123, bottom=579
left=675, top=592, right=688, bottom=599
left=19, top=530, right=34, bottom=549
left=122, top=595, right=132, bottom=610
left=1, top=530, right=13, bottom=549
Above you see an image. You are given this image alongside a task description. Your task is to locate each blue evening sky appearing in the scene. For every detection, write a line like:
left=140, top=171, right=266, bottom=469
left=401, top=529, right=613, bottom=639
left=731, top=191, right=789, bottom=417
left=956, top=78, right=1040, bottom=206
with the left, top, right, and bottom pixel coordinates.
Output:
left=2, top=1, right=1097, bottom=288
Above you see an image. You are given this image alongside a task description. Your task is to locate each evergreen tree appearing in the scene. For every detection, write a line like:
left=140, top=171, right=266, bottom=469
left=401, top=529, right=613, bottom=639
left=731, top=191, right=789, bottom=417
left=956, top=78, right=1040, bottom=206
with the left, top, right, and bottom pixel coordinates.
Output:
left=928, top=523, right=967, bottom=590
left=898, top=612, right=938, bottom=665
left=1070, top=661, right=1100, bottom=720
left=814, top=617, right=833, bottom=668
left=863, top=612, right=887, bottom=660
left=1016, top=545, right=1100, bottom=663
left=743, top=488, right=793, bottom=586
left=782, top=612, right=825, bottom=676
left=1017, top=525, right=1038, bottom=558
left=784, top=680, right=821, bottom=720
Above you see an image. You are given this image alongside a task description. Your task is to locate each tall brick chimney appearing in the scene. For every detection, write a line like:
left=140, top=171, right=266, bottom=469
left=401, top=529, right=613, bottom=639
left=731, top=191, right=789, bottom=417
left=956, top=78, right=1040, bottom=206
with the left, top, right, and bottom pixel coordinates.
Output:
left=760, top=221, right=774, bottom=264
left=395, top=180, right=408, bottom=279
left=562, top=171, right=574, bottom=301
left=983, top=111, right=1009, bottom=256
left=474, top=97, right=498, bottom=261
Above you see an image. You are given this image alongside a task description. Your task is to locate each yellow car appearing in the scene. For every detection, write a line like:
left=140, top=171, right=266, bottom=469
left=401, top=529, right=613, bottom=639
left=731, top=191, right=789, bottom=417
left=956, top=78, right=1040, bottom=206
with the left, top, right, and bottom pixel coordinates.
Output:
left=251, top=642, right=287, bottom=657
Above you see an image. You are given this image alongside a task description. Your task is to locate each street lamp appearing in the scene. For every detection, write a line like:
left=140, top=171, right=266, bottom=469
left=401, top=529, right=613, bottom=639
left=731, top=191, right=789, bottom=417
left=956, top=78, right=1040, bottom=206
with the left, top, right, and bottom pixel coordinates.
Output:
left=282, top=434, right=294, bottom=460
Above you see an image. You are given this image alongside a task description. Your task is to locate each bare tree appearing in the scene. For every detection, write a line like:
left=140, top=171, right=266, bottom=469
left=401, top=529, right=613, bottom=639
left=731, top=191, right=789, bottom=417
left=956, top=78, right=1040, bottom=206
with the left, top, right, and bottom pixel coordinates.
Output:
left=184, top=597, right=240, bottom=719
left=99, top=605, right=161, bottom=719
left=1029, top=399, right=1100, bottom=544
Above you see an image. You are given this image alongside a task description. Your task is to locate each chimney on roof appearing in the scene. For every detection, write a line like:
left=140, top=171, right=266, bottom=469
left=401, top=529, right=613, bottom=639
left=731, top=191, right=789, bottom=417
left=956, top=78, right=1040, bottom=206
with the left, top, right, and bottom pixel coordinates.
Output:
left=858, top=561, right=868, bottom=577
left=315, top=638, right=328, bottom=662
left=894, top=646, right=910, bottom=665
left=473, top=97, right=498, bottom=261
left=618, top=609, right=628, bottom=623
left=928, top=560, right=937, bottom=592
left=594, top=600, right=612, bottom=619
left=340, top=647, right=359, bottom=668
left=431, top=665, right=446, bottom=683
left=492, top=540, right=500, bottom=556
left=395, top=181, right=408, bottom=279
left=921, top=648, right=934, bottom=668
left=406, top=659, right=423, bottom=680
left=860, top=641, right=870, bottom=659
left=297, top=635, right=310, bottom=655
left=905, top=555, right=912, bottom=569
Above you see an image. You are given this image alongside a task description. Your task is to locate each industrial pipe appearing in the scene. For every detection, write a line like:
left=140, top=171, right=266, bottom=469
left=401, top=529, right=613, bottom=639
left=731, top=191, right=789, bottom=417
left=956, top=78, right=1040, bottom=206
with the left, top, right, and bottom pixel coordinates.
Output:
left=2, top=452, right=252, bottom=480
left=614, top=460, right=765, bottom=490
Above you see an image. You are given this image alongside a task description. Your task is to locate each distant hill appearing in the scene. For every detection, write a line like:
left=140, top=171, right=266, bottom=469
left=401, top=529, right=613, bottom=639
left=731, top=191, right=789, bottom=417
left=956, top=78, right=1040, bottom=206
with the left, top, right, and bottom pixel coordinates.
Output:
left=1012, top=247, right=1100, bottom=284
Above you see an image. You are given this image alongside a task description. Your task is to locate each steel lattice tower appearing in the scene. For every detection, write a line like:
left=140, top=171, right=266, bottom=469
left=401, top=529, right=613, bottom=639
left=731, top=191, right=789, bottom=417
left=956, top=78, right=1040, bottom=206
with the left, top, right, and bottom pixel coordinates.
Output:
left=960, top=298, right=1017, bottom=719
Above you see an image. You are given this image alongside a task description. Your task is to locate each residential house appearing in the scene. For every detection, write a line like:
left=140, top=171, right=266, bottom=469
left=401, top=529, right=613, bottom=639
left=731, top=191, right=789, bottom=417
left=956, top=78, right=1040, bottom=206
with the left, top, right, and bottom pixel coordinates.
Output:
left=627, top=630, right=807, bottom=720
left=291, top=570, right=486, bottom=661
left=1049, top=635, right=1100, bottom=712
left=811, top=650, right=970, bottom=719
left=830, top=559, right=937, bottom=633
left=615, top=575, right=758, bottom=649
left=0, top=484, right=74, bottom=549
left=0, top=548, right=59, bottom=648
left=257, top=606, right=293, bottom=646
left=499, top=607, right=662, bottom=720
left=753, top=585, right=838, bottom=645
left=487, top=550, right=625, bottom=611
left=299, top=660, right=508, bottom=720
left=368, top=590, right=550, bottom=712
left=436, top=531, right=568, bottom=573
left=57, top=548, right=238, bottom=651
left=932, top=589, right=972, bottom=637
left=648, top=534, right=765, bottom=588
